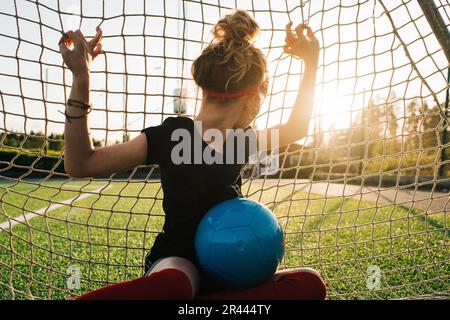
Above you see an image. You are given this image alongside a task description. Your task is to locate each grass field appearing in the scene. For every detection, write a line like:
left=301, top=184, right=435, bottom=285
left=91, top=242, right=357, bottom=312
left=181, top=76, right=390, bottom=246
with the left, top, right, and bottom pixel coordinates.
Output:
left=0, top=179, right=448, bottom=300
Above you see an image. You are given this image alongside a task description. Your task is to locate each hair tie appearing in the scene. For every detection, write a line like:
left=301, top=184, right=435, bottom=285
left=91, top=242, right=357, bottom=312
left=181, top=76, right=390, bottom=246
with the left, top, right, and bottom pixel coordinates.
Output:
left=204, top=86, right=259, bottom=99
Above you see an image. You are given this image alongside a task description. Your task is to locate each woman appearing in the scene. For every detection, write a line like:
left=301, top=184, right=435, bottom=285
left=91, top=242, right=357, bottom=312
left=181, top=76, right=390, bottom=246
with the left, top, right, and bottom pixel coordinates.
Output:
left=59, top=10, right=325, bottom=300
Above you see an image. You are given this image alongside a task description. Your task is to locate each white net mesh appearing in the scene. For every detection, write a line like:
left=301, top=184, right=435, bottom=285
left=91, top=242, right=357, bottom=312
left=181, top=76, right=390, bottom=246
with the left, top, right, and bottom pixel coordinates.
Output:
left=0, top=0, right=448, bottom=299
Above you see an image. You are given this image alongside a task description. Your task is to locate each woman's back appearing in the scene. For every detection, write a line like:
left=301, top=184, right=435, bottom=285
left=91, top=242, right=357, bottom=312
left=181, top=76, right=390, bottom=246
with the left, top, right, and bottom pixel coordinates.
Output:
left=141, top=116, right=256, bottom=271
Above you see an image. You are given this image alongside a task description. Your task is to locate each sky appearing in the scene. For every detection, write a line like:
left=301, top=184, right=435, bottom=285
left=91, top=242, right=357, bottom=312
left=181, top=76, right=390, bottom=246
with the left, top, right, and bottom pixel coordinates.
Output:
left=0, top=0, right=448, bottom=146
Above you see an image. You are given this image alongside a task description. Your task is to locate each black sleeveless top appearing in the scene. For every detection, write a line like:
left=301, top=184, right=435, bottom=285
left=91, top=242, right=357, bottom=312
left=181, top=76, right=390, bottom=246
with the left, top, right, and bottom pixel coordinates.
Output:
left=141, top=116, right=255, bottom=275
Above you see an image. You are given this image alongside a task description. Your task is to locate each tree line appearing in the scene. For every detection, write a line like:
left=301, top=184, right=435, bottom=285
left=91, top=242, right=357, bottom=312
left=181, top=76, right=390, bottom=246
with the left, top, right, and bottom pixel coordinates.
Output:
left=0, top=131, right=103, bottom=152
left=312, top=92, right=447, bottom=176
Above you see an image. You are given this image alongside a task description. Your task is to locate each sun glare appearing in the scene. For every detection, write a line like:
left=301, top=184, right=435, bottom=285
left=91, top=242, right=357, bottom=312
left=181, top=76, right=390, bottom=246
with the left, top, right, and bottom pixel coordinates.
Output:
left=317, top=92, right=355, bottom=130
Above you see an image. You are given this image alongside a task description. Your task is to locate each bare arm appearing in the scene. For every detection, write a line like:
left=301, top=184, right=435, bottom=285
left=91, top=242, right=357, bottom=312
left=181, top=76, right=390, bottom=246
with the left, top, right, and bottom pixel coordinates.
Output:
left=59, top=28, right=147, bottom=178
left=257, top=23, right=319, bottom=150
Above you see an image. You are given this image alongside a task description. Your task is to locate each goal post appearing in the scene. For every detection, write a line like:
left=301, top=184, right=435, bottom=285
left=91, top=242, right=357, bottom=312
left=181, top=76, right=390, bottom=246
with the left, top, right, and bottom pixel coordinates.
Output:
left=417, top=0, right=450, bottom=64
left=417, top=0, right=450, bottom=178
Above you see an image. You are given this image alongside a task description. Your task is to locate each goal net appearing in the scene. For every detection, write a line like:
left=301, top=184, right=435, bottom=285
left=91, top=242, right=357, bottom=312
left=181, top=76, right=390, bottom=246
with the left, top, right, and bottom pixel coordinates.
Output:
left=0, top=0, right=448, bottom=299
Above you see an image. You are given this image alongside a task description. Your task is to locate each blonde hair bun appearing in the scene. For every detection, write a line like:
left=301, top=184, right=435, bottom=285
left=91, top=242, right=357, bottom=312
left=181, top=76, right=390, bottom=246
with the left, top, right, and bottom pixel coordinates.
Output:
left=192, top=9, right=266, bottom=97
left=213, top=10, right=260, bottom=44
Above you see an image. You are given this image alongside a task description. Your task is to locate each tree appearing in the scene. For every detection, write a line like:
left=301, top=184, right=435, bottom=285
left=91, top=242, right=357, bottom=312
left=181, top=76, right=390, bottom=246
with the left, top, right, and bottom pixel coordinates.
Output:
left=48, top=133, right=64, bottom=151
left=404, top=100, right=421, bottom=151
left=93, top=138, right=102, bottom=147
left=4, top=132, right=22, bottom=148
left=384, top=92, right=399, bottom=154
left=365, top=99, right=384, bottom=158
left=420, top=102, right=441, bottom=149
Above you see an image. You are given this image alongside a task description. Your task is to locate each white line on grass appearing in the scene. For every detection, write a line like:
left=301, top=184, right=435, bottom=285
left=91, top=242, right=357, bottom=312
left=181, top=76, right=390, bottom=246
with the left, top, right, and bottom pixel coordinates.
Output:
left=0, top=185, right=109, bottom=231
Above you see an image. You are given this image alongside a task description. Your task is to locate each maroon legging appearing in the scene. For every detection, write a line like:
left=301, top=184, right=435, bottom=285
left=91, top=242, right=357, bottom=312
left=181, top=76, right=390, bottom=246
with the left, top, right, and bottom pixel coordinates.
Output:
left=75, top=268, right=326, bottom=300
left=198, top=270, right=326, bottom=300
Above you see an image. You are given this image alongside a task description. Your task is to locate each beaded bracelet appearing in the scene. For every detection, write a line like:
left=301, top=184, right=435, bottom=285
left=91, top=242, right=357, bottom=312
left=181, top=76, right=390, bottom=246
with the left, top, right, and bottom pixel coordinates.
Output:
left=59, top=108, right=93, bottom=123
left=61, top=99, right=93, bottom=123
left=67, top=98, right=92, bottom=110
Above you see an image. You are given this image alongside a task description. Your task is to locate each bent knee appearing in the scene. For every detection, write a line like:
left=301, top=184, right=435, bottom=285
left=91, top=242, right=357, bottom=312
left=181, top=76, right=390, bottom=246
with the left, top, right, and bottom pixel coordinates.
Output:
left=148, top=257, right=200, bottom=296
left=296, top=267, right=324, bottom=280
left=276, top=268, right=327, bottom=300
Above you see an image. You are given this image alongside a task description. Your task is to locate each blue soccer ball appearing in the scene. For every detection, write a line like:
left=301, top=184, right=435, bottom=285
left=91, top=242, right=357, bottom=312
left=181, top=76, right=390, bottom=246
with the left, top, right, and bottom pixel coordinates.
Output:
left=195, top=198, right=285, bottom=290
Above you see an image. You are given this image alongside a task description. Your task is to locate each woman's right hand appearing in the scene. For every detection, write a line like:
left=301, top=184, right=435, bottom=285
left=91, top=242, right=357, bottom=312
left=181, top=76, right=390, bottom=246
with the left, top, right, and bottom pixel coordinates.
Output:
left=284, top=22, right=319, bottom=65
left=59, top=26, right=103, bottom=79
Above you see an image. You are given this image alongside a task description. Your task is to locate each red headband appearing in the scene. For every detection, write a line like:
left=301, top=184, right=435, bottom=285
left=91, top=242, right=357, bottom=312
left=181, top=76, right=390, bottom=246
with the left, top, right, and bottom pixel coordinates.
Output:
left=204, top=86, right=259, bottom=99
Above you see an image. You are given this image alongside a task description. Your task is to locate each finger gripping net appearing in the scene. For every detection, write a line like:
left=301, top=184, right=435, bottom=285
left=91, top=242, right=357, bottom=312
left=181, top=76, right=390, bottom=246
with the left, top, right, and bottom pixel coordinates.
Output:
left=0, top=0, right=448, bottom=299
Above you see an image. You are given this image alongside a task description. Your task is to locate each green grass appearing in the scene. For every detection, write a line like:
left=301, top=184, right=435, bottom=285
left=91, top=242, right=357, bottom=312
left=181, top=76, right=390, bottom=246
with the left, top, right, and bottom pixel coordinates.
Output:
left=0, top=179, right=448, bottom=300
